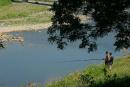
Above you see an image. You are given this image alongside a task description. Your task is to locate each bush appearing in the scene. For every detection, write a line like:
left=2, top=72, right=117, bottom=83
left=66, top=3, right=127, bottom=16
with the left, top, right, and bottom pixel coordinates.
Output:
left=0, top=0, right=11, bottom=6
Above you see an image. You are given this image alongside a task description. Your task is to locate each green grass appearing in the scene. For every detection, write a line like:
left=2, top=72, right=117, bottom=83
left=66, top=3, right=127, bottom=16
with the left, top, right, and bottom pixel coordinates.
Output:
left=0, top=0, right=11, bottom=6
left=46, top=54, right=130, bottom=87
left=0, top=2, right=52, bottom=26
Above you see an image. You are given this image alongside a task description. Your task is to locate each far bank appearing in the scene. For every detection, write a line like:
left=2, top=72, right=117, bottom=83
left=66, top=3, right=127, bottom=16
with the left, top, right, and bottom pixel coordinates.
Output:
left=0, top=23, right=51, bottom=33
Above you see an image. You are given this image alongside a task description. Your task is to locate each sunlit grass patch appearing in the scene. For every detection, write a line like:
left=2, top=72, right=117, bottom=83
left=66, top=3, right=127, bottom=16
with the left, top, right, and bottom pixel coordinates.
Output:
left=0, top=2, right=52, bottom=26
left=0, top=3, right=49, bottom=19
left=46, top=55, right=130, bottom=87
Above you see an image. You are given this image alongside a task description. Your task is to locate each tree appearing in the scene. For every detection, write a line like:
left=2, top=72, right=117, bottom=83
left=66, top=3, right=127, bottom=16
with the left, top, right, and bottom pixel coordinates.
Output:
left=48, top=0, right=130, bottom=52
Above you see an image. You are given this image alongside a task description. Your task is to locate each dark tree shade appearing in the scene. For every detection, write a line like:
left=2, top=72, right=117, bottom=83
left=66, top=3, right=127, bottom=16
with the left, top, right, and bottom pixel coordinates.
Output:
left=22, top=0, right=28, bottom=2
left=48, top=0, right=130, bottom=52
left=0, top=42, right=5, bottom=49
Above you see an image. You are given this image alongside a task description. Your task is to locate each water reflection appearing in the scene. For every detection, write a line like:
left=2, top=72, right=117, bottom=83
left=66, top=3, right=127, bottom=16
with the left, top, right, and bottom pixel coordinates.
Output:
left=0, top=41, right=5, bottom=48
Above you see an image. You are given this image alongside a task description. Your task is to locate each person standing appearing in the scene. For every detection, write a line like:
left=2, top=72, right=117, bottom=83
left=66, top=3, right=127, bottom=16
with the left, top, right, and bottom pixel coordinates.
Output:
left=108, top=52, right=114, bottom=70
left=103, top=51, right=110, bottom=75
left=104, top=51, right=109, bottom=66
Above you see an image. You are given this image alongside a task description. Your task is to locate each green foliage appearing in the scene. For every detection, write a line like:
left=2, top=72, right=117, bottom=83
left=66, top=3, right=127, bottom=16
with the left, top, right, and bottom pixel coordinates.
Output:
left=78, top=73, right=95, bottom=87
left=0, top=0, right=11, bottom=6
left=46, top=55, right=130, bottom=87
left=48, top=0, right=130, bottom=52
left=95, top=75, right=130, bottom=87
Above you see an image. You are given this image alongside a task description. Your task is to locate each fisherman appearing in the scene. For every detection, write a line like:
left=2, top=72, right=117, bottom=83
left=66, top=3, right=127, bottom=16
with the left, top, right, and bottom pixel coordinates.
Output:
left=104, top=51, right=109, bottom=67
left=108, top=52, right=114, bottom=70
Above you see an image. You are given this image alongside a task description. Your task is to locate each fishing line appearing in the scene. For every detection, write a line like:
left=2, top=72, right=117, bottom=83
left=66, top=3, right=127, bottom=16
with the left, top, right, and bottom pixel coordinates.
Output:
left=57, top=58, right=104, bottom=63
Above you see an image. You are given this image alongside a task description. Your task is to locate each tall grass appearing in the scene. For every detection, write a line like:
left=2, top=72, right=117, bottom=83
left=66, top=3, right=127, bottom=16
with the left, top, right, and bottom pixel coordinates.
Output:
left=46, top=55, right=130, bottom=87
left=0, top=0, right=11, bottom=6
left=0, top=3, right=49, bottom=19
left=0, top=3, right=52, bottom=25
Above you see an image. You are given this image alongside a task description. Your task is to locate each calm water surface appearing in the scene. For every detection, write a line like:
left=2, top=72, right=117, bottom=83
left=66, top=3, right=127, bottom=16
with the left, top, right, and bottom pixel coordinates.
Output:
left=0, top=30, right=127, bottom=87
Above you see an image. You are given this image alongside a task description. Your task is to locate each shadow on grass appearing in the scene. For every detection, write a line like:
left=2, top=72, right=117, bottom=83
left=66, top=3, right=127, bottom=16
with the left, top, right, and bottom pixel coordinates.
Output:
left=78, top=73, right=130, bottom=87
left=12, top=1, right=52, bottom=6
left=11, top=1, right=23, bottom=3
left=28, top=1, right=52, bottom=6
left=95, top=76, right=130, bottom=87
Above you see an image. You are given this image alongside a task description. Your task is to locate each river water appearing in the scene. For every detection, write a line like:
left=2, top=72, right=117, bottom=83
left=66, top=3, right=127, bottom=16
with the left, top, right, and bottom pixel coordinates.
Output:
left=0, top=29, right=127, bottom=87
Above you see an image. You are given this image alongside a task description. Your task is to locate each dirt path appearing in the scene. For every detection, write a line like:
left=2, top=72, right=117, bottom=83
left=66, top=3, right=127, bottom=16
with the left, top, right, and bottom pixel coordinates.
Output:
left=0, top=23, right=52, bottom=33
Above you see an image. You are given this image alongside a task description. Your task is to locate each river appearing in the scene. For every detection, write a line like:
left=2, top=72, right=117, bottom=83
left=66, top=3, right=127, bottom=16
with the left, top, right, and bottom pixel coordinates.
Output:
left=0, top=29, right=127, bottom=87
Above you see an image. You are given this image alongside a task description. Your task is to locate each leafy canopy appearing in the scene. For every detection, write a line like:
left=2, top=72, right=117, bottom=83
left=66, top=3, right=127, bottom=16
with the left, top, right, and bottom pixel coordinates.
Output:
left=48, top=0, right=130, bottom=52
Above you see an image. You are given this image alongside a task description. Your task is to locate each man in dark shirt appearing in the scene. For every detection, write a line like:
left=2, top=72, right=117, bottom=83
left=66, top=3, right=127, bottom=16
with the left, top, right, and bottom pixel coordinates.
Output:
left=105, top=51, right=109, bottom=66
left=108, top=52, right=114, bottom=70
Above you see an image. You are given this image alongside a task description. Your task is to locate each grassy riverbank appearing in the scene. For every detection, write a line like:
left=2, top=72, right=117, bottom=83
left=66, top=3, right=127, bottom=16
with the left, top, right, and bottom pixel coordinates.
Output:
left=0, top=2, right=52, bottom=26
left=46, top=54, right=130, bottom=87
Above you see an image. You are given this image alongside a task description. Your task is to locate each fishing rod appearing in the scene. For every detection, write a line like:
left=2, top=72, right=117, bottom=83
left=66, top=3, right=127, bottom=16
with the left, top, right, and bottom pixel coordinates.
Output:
left=58, top=58, right=104, bottom=63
